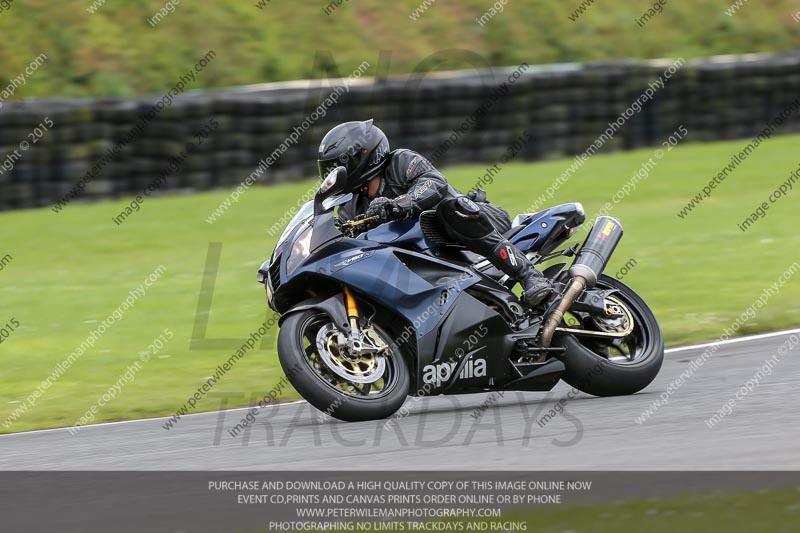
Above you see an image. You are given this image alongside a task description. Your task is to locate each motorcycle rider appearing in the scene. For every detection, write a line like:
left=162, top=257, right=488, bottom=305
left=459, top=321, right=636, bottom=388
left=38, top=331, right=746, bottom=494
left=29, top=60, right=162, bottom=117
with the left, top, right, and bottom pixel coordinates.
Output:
left=316, top=119, right=553, bottom=306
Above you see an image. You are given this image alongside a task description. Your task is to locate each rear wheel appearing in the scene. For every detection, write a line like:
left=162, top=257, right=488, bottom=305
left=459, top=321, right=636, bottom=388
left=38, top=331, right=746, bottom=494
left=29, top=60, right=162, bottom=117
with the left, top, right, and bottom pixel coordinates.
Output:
left=554, top=274, right=664, bottom=396
left=278, top=310, right=409, bottom=422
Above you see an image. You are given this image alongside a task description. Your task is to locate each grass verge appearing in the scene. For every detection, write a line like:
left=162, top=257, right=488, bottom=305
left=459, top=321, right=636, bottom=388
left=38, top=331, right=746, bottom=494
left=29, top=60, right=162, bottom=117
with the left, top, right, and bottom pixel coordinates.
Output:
left=1, top=134, right=798, bottom=432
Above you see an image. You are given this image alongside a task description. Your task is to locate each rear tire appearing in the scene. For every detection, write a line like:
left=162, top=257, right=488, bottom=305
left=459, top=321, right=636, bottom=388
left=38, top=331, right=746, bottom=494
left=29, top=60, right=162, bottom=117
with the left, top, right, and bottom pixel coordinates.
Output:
left=555, top=275, right=664, bottom=396
left=278, top=310, right=410, bottom=422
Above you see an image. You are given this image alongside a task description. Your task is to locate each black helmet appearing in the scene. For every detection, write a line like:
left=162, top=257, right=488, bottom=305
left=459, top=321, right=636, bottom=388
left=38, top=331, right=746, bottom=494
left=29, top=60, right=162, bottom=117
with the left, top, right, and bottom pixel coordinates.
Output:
left=317, top=119, right=390, bottom=193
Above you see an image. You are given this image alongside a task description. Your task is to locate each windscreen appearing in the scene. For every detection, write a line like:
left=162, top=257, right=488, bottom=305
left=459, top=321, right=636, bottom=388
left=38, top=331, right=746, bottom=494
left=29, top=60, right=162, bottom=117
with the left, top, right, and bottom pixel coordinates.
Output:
left=275, top=200, right=314, bottom=249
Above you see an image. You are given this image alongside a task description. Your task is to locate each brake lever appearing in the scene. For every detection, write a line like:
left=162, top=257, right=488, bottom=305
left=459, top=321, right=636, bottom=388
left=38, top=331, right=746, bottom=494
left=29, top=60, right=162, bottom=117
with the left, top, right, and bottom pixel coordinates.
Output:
left=335, top=215, right=383, bottom=237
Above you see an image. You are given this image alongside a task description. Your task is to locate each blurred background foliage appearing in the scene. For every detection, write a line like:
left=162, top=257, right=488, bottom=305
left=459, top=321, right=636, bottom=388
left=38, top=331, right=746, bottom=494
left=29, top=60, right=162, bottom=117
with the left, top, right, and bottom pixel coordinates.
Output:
left=0, top=0, right=798, bottom=99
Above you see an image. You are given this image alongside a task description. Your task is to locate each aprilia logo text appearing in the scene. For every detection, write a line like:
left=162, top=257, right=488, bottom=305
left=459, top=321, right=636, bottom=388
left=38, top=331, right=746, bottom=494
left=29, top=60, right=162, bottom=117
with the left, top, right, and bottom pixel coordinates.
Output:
left=422, top=357, right=487, bottom=387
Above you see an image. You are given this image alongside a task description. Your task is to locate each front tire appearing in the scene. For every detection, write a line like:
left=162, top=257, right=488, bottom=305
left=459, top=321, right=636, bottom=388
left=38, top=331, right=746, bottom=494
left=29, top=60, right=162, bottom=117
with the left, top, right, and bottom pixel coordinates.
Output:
left=278, top=310, right=410, bottom=422
left=555, top=275, right=664, bottom=396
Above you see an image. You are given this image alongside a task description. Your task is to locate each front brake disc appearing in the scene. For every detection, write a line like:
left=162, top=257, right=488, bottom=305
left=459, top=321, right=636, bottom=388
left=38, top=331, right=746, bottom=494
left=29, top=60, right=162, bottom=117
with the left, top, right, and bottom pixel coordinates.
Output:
left=315, top=324, right=386, bottom=384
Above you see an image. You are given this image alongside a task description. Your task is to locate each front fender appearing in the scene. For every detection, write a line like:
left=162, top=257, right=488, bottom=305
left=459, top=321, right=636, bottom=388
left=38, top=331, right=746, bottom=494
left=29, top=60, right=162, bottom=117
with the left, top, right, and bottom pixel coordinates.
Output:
left=277, top=293, right=351, bottom=334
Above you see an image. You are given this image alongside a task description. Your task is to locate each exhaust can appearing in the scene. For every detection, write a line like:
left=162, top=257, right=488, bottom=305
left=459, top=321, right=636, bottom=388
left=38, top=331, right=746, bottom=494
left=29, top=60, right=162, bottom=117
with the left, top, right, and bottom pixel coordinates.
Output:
left=568, top=216, right=623, bottom=288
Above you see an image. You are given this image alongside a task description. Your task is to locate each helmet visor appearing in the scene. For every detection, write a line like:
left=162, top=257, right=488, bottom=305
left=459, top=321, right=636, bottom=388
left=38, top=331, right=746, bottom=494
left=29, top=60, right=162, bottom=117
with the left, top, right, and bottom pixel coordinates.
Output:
left=317, top=151, right=365, bottom=185
left=317, top=158, right=339, bottom=182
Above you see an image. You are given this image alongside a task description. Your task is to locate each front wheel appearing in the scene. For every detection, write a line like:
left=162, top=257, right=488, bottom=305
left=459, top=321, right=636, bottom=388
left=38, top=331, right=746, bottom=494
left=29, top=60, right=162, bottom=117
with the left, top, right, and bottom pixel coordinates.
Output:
left=554, top=274, right=664, bottom=396
left=277, top=310, right=410, bottom=422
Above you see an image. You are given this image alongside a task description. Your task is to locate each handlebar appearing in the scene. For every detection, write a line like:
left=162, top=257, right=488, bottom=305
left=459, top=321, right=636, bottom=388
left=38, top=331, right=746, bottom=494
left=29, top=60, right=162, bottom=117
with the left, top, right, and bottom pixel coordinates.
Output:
left=335, top=214, right=383, bottom=237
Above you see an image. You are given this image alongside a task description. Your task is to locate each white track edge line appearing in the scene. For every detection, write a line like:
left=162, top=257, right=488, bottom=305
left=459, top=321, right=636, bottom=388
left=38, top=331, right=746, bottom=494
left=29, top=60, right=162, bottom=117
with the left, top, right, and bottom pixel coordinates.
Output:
left=3, top=328, right=799, bottom=438
left=0, top=400, right=307, bottom=437
left=663, top=327, right=800, bottom=354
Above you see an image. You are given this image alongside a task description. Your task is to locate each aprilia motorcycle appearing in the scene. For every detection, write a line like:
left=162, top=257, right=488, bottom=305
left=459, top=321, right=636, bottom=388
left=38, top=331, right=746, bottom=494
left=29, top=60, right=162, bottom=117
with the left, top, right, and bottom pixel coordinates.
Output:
left=258, top=167, right=663, bottom=422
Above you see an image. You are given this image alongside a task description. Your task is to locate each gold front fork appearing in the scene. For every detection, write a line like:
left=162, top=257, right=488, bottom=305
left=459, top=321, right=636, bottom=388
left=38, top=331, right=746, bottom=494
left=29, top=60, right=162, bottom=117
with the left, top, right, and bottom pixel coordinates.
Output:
left=343, top=286, right=360, bottom=334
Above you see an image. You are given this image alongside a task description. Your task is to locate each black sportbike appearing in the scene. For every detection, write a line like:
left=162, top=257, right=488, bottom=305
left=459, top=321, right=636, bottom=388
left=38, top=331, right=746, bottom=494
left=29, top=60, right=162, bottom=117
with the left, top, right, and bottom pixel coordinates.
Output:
left=258, top=167, right=663, bottom=422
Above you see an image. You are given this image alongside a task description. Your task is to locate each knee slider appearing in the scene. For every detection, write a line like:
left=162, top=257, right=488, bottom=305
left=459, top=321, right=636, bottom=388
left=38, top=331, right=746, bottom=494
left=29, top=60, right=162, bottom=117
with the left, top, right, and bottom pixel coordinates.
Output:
left=437, top=196, right=496, bottom=242
left=438, top=196, right=481, bottom=224
left=454, top=196, right=481, bottom=218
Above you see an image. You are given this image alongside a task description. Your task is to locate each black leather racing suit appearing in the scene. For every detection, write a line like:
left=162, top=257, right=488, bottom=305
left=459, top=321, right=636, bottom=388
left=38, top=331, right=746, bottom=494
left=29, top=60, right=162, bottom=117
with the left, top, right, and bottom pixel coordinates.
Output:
left=338, top=149, right=512, bottom=232
left=338, top=150, right=546, bottom=298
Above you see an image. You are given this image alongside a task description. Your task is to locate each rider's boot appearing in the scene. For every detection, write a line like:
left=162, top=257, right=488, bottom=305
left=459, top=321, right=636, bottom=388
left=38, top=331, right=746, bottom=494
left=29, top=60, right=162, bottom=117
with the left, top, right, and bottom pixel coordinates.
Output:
left=487, top=240, right=554, bottom=307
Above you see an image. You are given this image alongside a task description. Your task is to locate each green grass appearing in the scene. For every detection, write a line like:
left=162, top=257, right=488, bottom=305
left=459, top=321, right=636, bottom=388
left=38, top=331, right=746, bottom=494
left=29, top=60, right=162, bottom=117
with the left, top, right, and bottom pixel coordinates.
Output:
left=478, top=487, right=800, bottom=533
left=1, top=0, right=799, bottom=98
left=291, top=487, right=800, bottom=533
left=1, top=134, right=799, bottom=433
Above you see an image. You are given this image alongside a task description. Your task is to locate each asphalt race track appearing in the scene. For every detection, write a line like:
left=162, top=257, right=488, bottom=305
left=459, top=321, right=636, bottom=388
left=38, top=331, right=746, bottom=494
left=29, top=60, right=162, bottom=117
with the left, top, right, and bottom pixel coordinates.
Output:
left=2, top=330, right=798, bottom=471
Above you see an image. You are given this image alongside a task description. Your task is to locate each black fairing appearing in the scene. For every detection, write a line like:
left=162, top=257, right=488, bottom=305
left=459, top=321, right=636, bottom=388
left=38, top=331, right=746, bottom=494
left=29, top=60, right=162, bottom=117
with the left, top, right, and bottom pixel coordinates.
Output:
left=414, top=291, right=516, bottom=394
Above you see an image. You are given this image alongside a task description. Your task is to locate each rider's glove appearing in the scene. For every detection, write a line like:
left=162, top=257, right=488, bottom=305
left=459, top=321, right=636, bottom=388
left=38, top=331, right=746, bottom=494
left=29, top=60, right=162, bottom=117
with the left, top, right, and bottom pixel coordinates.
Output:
left=366, top=196, right=413, bottom=222
left=365, top=197, right=392, bottom=221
